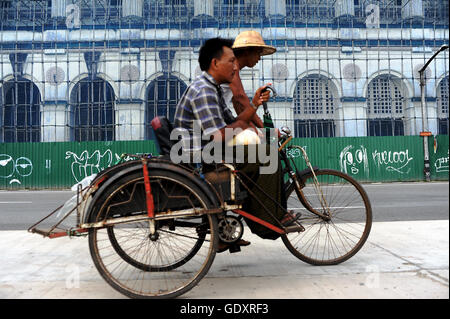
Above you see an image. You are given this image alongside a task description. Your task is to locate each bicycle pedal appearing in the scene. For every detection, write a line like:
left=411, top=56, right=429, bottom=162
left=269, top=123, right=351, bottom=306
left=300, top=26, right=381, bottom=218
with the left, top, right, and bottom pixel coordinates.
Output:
left=228, top=245, right=241, bottom=253
left=285, top=224, right=305, bottom=233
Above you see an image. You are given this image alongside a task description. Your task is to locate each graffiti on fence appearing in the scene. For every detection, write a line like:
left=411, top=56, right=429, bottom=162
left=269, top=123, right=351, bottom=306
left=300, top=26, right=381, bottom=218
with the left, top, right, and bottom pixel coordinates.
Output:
left=65, top=149, right=121, bottom=182
left=0, top=154, right=33, bottom=185
left=339, top=145, right=414, bottom=177
left=286, top=146, right=307, bottom=158
left=339, top=145, right=370, bottom=179
left=372, top=149, right=413, bottom=175
left=434, top=150, right=449, bottom=173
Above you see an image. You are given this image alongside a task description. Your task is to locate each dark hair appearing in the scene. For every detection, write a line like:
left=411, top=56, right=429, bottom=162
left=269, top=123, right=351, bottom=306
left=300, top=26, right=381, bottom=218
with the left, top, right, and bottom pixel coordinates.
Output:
left=198, top=37, right=233, bottom=71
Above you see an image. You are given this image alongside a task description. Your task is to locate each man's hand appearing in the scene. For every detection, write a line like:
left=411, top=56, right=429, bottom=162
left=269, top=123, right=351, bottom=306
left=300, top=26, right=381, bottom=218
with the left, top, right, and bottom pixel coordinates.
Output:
left=252, top=83, right=272, bottom=107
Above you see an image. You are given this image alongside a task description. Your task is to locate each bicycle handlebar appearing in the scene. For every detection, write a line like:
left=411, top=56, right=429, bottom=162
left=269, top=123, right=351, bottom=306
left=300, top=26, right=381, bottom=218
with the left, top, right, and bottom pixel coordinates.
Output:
left=261, top=84, right=278, bottom=97
left=261, top=84, right=277, bottom=116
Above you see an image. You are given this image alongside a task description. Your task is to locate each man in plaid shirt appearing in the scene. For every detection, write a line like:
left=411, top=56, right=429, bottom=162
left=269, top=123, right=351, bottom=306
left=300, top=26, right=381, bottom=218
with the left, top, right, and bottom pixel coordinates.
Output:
left=174, top=38, right=269, bottom=154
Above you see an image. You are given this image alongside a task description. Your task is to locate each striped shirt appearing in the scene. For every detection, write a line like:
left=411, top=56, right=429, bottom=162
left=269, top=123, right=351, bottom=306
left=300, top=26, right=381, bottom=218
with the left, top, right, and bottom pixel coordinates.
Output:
left=174, top=71, right=235, bottom=152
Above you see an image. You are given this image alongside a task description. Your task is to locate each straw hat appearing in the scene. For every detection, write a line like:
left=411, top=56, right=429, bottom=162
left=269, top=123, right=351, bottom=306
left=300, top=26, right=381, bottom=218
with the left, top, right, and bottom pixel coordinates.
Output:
left=232, top=30, right=276, bottom=56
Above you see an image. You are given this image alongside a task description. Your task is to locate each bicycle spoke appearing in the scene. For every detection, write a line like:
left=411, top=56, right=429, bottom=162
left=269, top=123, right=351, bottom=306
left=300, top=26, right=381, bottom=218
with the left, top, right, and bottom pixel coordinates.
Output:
left=282, top=169, right=372, bottom=265
left=89, top=170, right=218, bottom=298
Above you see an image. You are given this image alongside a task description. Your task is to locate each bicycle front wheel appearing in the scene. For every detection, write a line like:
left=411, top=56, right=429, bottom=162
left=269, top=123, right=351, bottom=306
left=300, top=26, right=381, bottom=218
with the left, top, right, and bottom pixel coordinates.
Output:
left=282, top=169, right=372, bottom=265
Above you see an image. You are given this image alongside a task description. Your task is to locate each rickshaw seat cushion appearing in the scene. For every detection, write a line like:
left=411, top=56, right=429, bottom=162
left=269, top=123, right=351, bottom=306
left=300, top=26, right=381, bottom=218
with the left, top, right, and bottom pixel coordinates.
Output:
left=151, top=116, right=174, bottom=156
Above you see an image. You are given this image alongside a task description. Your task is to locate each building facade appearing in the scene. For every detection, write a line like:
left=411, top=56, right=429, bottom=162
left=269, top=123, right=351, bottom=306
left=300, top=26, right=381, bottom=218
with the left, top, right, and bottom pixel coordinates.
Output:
left=0, top=0, right=448, bottom=143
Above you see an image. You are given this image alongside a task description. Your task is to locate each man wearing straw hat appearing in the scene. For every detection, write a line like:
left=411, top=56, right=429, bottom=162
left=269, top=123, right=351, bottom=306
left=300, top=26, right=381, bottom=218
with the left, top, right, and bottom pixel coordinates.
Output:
left=225, top=30, right=277, bottom=130
left=221, top=31, right=302, bottom=243
left=174, top=37, right=302, bottom=253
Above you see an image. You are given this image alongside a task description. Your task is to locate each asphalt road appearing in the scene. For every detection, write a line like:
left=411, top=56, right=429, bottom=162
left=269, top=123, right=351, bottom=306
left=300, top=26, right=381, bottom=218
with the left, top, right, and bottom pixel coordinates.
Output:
left=0, top=181, right=448, bottom=230
left=0, top=181, right=448, bottom=300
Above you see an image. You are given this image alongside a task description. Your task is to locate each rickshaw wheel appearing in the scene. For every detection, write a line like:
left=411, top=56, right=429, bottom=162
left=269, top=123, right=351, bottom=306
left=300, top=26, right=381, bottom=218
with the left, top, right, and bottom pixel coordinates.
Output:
left=88, top=168, right=218, bottom=299
left=282, top=169, right=372, bottom=265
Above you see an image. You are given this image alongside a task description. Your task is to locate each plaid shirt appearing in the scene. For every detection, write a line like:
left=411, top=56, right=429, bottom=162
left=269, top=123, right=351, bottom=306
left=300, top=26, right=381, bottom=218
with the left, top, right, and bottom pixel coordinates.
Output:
left=174, top=71, right=235, bottom=152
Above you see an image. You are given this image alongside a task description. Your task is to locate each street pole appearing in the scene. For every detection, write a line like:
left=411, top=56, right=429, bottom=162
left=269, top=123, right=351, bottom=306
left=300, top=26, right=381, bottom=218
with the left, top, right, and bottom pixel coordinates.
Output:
left=418, top=44, right=448, bottom=182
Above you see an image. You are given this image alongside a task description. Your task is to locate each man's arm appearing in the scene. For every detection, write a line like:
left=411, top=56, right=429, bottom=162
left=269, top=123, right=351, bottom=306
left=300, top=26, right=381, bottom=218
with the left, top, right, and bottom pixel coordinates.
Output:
left=230, top=71, right=265, bottom=128
left=213, top=86, right=270, bottom=141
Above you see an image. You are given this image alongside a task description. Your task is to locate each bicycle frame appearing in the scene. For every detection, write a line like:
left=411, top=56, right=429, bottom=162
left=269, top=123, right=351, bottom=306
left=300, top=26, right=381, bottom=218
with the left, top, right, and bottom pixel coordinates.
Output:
left=279, top=140, right=332, bottom=221
left=83, top=104, right=332, bottom=235
left=225, top=138, right=331, bottom=235
left=76, top=140, right=307, bottom=235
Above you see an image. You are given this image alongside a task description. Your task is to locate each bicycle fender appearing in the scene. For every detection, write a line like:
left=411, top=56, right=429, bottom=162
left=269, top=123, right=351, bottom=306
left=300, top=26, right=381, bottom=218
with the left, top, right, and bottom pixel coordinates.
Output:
left=83, top=159, right=220, bottom=224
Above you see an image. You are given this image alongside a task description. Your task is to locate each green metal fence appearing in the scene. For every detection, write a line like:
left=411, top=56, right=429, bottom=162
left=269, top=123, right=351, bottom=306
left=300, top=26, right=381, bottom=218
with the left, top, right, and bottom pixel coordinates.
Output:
left=0, top=135, right=448, bottom=189
left=0, top=140, right=158, bottom=189
left=429, top=135, right=450, bottom=181
left=288, top=135, right=448, bottom=183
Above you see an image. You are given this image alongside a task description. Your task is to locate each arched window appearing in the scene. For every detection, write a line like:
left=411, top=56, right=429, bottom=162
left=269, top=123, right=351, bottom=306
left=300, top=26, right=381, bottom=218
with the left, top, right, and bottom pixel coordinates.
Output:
left=145, top=74, right=187, bottom=139
left=70, top=77, right=116, bottom=141
left=0, top=77, right=41, bottom=143
left=437, top=76, right=449, bottom=135
left=293, top=75, right=336, bottom=137
left=366, top=75, right=405, bottom=136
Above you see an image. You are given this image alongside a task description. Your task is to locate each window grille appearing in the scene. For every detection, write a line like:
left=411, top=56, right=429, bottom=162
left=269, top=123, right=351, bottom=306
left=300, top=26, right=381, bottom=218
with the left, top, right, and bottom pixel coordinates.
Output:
left=145, top=0, right=191, bottom=23
left=0, top=0, right=448, bottom=143
left=286, top=0, right=335, bottom=23
left=293, top=76, right=336, bottom=137
left=0, top=78, right=41, bottom=143
left=437, top=76, right=449, bottom=135
left=424, top=0, right=449, bottom=24
left=145, top=74, right=187, bottom=140
left=367, top=75, right=405, bottom=136
left=70, top=77, right=116, bottom=142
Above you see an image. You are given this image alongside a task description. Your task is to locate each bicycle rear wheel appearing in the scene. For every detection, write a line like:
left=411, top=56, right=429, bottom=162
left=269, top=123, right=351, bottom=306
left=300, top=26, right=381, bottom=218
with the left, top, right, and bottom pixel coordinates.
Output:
left=88, top=169, right=218, bottom=298
left=282, top=169, right=372, bottom=265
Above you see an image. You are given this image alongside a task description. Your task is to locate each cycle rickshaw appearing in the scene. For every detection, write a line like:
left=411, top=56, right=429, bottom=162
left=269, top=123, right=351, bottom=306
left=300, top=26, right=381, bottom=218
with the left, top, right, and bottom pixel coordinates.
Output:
left=29, top=86, right=372, bottom=299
